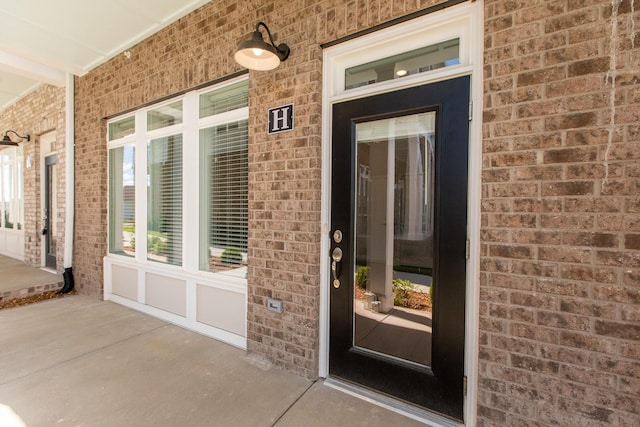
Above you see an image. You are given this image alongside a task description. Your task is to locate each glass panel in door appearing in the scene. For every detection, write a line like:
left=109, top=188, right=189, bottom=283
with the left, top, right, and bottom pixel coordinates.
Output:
left=354, top=113, right=435, bottom=368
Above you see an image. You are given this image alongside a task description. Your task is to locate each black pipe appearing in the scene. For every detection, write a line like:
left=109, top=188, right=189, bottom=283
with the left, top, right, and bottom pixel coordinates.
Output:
left=58, top=267, right=75, bottom=294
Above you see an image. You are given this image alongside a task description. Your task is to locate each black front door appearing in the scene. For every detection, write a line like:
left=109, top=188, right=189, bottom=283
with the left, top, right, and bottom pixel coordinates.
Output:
left=44, top=154, right=57, bottom=269
left=329, top=76, right=470, bottom=420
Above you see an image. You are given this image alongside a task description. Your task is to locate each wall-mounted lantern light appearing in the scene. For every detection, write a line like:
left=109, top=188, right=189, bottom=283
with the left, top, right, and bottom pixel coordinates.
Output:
left=1, top=130, right=30, bottom=146
left=234, top=22, right=290, bottom=71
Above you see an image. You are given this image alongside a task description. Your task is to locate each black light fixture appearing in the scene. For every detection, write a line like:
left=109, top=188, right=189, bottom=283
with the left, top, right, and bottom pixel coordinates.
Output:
left=1, top=130, right=30, bottom=147
left=234, top=22, right=290, bottom=71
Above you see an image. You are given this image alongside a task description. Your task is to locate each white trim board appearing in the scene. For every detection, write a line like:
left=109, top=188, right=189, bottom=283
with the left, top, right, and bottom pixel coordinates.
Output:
left=320, top=2, right=483, bottom=425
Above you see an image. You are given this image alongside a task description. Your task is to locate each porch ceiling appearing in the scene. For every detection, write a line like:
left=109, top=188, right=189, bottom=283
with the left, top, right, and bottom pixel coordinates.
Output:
left=0, top=0, right=211, bottom=112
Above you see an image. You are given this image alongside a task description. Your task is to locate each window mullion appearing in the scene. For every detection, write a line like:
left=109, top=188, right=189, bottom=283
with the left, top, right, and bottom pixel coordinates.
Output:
left=134, top=109, right=147, bottom=264
left=183, top=91, right=199, bottom=272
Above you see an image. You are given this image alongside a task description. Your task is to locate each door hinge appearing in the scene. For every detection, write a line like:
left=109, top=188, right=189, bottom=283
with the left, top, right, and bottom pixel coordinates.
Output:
left=463, top=375, right=468, bottom=398
left=468, top=101, right=473, bottom=121
left=465, top=239, right=470, bottom=260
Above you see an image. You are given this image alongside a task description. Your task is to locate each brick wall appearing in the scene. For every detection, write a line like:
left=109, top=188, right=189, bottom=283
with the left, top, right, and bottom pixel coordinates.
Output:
left=0, top=84, right=66, bottom=271
left=248, top=0, right=460, bottom=378
left=73, top=0, right=639, bottom=423
left=74, top=0, right=452, bottom=374
left=245, top=0, right=454, bottom=378
left=480, top=0, right=640, bottom=425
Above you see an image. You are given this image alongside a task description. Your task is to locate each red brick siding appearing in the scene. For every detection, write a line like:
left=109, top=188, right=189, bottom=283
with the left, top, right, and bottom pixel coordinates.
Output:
left=0, top=85, right=67, bottom=271
left=74, top=0, right=453, bottom=376
left=481, top=0, right=640, bottom=425
left=72, top=0, right=640, bottom=424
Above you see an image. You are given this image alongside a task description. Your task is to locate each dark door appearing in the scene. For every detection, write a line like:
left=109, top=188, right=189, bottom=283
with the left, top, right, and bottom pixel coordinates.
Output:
left=329, top=76, right=470, bottom=420
left=44, top=154, right=57, bottom=269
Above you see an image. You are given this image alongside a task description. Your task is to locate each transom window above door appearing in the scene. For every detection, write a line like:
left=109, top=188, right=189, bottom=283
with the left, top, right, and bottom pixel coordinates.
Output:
left=324, top=6, right=472, bottom=99
left=345, top=38, right=460, bottom=90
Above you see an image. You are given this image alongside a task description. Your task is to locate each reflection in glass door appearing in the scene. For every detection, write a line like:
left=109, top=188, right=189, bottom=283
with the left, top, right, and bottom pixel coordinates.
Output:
left=354, top=113, right=435, bottom=368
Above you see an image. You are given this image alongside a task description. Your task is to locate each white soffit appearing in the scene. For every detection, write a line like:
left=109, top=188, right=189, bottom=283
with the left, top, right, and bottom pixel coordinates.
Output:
left=0, top=0, right=211, bottom=110
left=0, top=70, right=41, bottom=112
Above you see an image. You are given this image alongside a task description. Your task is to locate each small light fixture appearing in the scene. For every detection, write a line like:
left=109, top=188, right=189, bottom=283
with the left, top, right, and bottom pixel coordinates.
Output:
left=396, top=69, right=408, bottom=77
left=234, top=22, right=290, bottom=71
left=1, top=130, right=30, bottom=146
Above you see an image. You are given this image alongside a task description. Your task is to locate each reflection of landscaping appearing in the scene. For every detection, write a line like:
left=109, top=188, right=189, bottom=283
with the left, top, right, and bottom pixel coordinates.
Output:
left=119, top=225, right=175, bottom=260
left=208, top=246, right=247, bottom=272
left=145, top=230, right=173, bottom=262
left=3, top=211, right=21, bottom=229
left=354, top=265, right=433, bottom=367
left=147, top=231, right=168, bottom=256
left=120, top=225, right=174, bottom=262
left=355, top=266, right=432, bottom=312
left=354, top=234, right=435, bottom=313
left=205, top=247, right=247, bottom=278
left=121, top=223, right=135, bottom=256
left=119, top=221, right=246, bottom=277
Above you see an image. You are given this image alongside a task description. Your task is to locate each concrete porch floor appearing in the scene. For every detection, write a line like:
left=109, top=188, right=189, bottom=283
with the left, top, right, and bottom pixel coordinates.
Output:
left=0, top=255, right=63, bottom=301
left=0, top=295, right=429, bottom=427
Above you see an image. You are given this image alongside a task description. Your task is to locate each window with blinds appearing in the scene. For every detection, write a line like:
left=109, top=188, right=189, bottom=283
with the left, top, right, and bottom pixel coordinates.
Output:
left=0, top=147, right=24, bottom=231
left=106, top=76, right=248, bottom=279
left=108, top=143, right=135, bottom=256
left=199, top=80, right=249, bottom=275
left=199, top=121, right=248, bottom=273
left=147, top=135, right=183, bottom=266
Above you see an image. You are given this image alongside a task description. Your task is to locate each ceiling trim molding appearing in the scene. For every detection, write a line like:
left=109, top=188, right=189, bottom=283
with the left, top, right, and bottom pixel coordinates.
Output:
left=0, top=50, right=66, bottom=87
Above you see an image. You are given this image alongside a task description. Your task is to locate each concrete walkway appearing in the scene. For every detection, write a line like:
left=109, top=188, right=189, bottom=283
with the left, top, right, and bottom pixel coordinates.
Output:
left=0, top=296, right=428, bottom=427
left=0, top=255, right=62, bottom=300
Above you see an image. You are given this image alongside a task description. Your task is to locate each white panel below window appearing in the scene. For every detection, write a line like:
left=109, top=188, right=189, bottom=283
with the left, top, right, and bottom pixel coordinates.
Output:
left=145, top=273, right=186, bottom=317
left=103, top=257, right=247, bottom=350
left=111, top=264, right=138, bottom=301
left=197, top=285, right=245, bottom=337
left=0, top=230, right=24, bottom=260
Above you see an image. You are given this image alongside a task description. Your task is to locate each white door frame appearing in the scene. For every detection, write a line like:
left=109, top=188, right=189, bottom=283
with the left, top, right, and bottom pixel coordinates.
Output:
left=40, top=131, right=57, bottom=268
left=319, top=2, right=483, bottom=425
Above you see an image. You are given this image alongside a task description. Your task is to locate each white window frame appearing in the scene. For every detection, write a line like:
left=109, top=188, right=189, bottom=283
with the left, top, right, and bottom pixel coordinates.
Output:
left=105, top=76, right=249, bottom=349
left=325, top=6, right=474, bottom=103
left=0, top=147, right=24, bottom=232
left=0, top=146, right=25, bottom=260
left=107, top=78, right=248, bottom=282
left=196, top=108, right=249, bottom=273
left=320, top=2, right=482, bottom=426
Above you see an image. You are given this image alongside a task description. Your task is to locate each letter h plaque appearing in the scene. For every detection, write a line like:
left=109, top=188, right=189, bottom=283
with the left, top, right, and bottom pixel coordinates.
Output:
left=268, top=104, right=294, bottom=134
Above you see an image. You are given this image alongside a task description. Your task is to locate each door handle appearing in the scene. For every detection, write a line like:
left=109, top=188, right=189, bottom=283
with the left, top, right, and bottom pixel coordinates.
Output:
left=331, top=247, right=343, bottom=288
